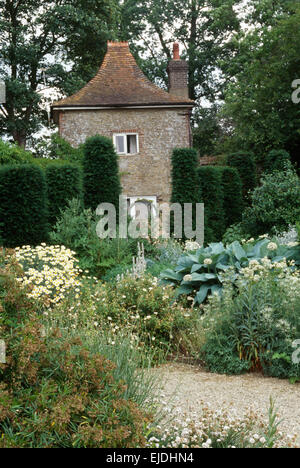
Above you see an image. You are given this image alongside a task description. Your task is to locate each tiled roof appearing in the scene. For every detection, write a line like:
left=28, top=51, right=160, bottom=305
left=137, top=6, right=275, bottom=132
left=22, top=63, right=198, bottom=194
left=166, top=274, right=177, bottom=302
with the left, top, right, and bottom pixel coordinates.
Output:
left=52, top=42, right=194, bottom=108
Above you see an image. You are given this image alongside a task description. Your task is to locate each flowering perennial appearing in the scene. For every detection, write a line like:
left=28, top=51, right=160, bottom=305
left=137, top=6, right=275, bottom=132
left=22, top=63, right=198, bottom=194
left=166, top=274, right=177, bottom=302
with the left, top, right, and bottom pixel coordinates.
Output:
left=14, top=244, right=82, bottom=306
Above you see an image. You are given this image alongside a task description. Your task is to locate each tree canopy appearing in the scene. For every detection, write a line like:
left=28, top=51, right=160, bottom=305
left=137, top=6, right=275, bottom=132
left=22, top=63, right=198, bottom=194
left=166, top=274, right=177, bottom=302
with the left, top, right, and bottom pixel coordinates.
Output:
left=0, top=0, right=119, bottom=146
left=0, top=0, right=299, bottom=165
left=221, top=0, right=300, bottom=164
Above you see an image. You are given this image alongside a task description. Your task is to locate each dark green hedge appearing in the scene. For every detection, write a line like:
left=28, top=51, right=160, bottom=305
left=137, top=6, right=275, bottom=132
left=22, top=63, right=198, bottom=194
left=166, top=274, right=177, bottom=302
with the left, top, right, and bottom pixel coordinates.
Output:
left=83, top=135, right=121, bottom=213
left=264, top=149, right=291, bottom=173
left=0, top=165, right=48, bottom=247
left=45, top=163, right=82, bottom=226
left=171, top=148, right=201, bottom=238
left=221, top=167, right=244, bottom=228
left=171, top=148, right=200, bottom=205
left=198, top=166, right=225, bottom=242
left=226, top=151, right=257, bottom=200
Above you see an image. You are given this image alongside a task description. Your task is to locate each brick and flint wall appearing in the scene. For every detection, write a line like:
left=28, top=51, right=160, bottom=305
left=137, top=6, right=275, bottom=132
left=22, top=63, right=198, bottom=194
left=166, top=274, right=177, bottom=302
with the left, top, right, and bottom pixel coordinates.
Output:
left=59, top=107, right=192, bottom=203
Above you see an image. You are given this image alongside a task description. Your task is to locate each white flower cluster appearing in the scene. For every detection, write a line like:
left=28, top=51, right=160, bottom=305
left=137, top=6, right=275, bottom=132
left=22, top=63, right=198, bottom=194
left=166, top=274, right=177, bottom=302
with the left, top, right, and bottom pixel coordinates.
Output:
left=239, top=257, right=298, bottom=283
left=185, top=241, right=201, bottom=251
left=147, top=401, right=297, bottom=448
left=276, top=226, right=299, bottom=247
left=14, top=244, right=82, bottom=306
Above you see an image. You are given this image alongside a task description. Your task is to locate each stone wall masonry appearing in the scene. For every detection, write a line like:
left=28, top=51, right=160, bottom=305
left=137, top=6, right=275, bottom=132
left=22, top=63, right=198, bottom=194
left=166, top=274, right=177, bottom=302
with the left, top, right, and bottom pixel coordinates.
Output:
left=59, top=108, right=191, bottom=203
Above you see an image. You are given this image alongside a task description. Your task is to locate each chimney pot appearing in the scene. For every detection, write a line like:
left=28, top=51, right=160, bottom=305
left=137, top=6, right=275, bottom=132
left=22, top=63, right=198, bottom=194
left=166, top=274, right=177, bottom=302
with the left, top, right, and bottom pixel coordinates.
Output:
left=167, top=43, right=189, bottom=99
left=173, top=43, right=180, bottom=60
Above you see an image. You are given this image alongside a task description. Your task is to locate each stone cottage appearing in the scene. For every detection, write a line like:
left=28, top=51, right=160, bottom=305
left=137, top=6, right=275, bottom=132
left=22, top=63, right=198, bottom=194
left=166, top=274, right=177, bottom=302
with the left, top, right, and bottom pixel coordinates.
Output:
left=51, top=41, right=194, bottom=216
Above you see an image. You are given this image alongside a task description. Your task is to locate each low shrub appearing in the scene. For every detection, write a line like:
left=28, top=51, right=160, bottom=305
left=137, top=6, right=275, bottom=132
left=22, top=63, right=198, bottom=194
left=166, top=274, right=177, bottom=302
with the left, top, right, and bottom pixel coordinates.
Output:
left=222, top=222, right=250, bottom=245
left=14, top=244, right=82, bottom=307
left=48, top=274, right=196, bottom=360
left=201, top=259, right=300, bottom=380
left=0, top=140, right=34, bottom=165
left=0, top=252, right=151, bottom=448
left=241, top=165, right=300, bottom=237
left=147, top=399, right=293, bottom=448
left=160, top=237, right=300, bottom=305
left=50, top=198, right=159, bottom=279
left=264, top=149, right=291, bottom=173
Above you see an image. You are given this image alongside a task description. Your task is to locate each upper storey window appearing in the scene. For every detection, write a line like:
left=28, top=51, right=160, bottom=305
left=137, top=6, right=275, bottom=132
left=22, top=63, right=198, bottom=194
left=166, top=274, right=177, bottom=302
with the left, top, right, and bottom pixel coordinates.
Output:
left=113, top=133, right=139, bottom=155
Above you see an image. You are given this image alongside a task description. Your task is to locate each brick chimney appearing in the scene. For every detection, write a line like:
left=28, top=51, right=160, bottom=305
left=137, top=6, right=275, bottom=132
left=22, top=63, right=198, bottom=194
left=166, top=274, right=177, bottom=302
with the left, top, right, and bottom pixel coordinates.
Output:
left=167, top=43, right=189, bottom=99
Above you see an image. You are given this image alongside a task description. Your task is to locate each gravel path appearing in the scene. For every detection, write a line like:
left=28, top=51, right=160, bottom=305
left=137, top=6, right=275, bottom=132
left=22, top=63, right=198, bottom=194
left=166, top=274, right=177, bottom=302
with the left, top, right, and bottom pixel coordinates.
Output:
left=152, top=363, right=300, bottom=445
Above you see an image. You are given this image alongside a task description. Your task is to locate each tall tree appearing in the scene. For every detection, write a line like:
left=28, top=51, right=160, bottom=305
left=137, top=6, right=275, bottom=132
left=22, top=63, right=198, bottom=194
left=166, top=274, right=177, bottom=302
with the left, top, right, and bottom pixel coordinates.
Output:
left=119, top=0, right=241, bottom=102
left=221, top=0, right=300, bottom=164
left=0, top=0, right=119, bottom=147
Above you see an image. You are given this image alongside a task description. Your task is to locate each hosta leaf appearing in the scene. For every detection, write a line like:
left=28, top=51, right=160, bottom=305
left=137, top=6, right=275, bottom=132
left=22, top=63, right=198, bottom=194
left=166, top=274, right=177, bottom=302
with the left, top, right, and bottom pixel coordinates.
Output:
left=160, top=269, right=182, bottom=282
left=195, top=285, right=210, bottom=304
left=191, top=272, right=208, bottom=282
left=231, top=241, right=246, bottom=261
left=175, top=256, right=195, bottom=272
left=176, top=284, right=194, bottom=296
left=191, top=263, right=203, bottom=273
left=204, top=273, right=217, bottom=280
left=208, top=242, right=225, bottom=255
left=216, top=262, right=231, bottom=271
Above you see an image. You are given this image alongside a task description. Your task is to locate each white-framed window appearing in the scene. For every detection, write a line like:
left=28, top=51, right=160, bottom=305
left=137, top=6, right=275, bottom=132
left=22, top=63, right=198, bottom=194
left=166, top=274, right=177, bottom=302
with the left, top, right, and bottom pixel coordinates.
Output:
left=113, top=133, right=139, bottom=155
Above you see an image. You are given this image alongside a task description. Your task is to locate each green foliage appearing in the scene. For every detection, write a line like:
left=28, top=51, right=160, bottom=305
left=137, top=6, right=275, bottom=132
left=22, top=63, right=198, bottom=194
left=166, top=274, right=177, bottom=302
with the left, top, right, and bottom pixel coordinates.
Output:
left=226, top=151, right=257, bottom=199
left=160, top=237, right=300, bottom=305
left=264, top=149, right=291, bottom=173
left=0, top=164, right=48, bottom=247
left=49, top=198, right=154, bottom=279
left=52, top=273, right=196, bottom=361
left=0, top=0, right=120, bottom=146
left=296, top=221, right=300, bottom=242
left=202, top=329, right=252, bottom=375
left=33, top=133, right=84, bottom=164
left=83, top=135, right=121, bottom=212
left=74, top=330, right=158, bottom=409
left=0, top=140, right=34, bottom=165
left=45, top=164, right=82, bottom=226
left=221, top=1, right=300, bottom=166
left=33, top=157, right=71, bottom=170
left=241, top=166, right=300, bottom=237
left=120, top=0, right=241, bottom=102
left=222, top=222, right=249, bottom=245
left=221, top=166, right=244, bottom=228
left=198, top=166, right=225, bottom=242
left=192, top=105, right=225, bottom=156
left=201, top=263, right=300, bottom=379
left=0, top=254, right=150, bottom=448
